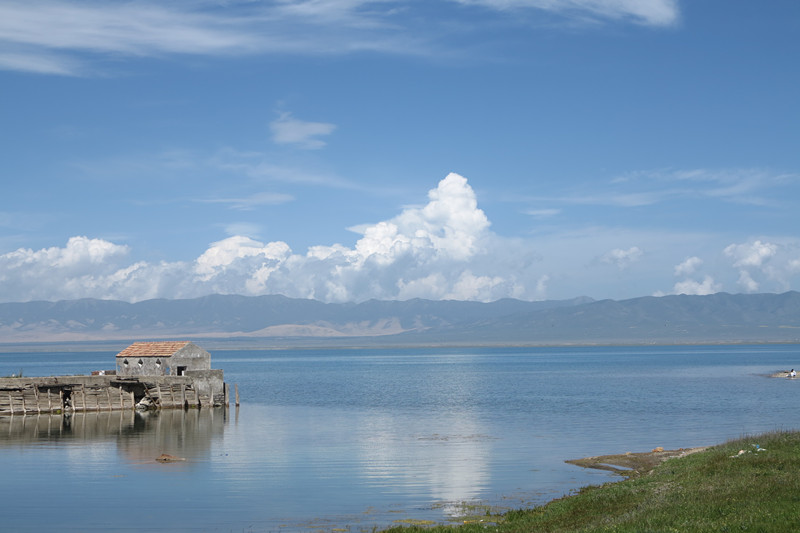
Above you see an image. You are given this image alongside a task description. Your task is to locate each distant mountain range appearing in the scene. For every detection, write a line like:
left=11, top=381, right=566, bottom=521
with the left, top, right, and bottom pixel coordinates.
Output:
left=1, top=292, right=799, bottom=347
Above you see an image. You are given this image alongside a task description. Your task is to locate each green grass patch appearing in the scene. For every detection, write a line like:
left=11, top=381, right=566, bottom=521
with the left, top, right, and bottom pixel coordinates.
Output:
left=380, top=430, right=800, bottom=533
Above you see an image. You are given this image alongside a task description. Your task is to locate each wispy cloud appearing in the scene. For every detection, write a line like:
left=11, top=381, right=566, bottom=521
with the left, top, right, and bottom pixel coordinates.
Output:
left=0, top=1, right=259, bottom=75
left=69, top=145, right=358, bottom=193
left=0, top=0, right=682, bottom=75
left=616, top=168, right=799, bottom=206
left=528, top=167, right=799, bottom=214
left=525, top=208, right=561, bottom=218
left=211, top=153, right=357, bottom=189
left=270, top=112, right=337, bottom=150
left=451, top=0, right=680, bottom=27
left=0, top=0, right=422, bottom=75
left=195, top=192, right=295, bottom=211
left=223, top=223, right=263, bottom=239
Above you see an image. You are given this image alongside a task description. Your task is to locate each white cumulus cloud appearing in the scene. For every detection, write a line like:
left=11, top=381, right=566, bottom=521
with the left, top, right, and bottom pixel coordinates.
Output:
left=663, top=256, right=720, bottom=296
left=672, top=276, right=720, bottom=296
left=674, top=256, right=702, bottom=277
left=0, top=236, right=130, bottom=301
left=724, top=239, right=779, bottom=293
left=724, top=240, right=777, bottom=268
left=0, top=174, right=532, bottom=303
left=600, top=246, right=642, bottom=269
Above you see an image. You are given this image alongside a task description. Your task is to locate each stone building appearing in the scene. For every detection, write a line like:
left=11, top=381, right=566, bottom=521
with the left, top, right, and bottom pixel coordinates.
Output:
left=116, top=341, right=212, bottom=377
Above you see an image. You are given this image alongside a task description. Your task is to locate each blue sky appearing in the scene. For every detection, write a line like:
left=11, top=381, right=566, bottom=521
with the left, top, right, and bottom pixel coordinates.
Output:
left=1, top=0, right=799, bottom=303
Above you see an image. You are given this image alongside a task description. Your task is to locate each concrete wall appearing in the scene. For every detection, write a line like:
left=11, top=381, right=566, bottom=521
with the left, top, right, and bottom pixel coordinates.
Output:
left=185, top=369, right=225, bottom=406
left=115, top=343, right=211, bottom=377
left=168, top=344, right=211, bottom=375
left=117, top=356, right=167, bottom=376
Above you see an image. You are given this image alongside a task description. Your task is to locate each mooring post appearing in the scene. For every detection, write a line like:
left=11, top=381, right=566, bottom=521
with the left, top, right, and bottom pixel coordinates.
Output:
left=235, top=384, right=240, bottom=407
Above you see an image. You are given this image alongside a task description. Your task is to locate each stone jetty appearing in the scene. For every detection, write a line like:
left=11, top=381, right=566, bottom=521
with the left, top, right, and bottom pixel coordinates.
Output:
left=1, top=341, right=229, bottom=416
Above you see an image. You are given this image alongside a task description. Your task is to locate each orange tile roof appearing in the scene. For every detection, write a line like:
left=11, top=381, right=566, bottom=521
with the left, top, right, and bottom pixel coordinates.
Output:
left=116, top=341, right=191, bottom=358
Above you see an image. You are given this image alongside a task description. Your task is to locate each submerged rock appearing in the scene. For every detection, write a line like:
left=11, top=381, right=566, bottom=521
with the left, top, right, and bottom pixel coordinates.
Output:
left=156, top=453, right=186, bottom=463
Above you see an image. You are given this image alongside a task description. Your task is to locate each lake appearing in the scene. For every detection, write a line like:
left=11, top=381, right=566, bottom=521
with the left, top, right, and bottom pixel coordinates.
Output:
left=2, top=344, right=799, bottom=532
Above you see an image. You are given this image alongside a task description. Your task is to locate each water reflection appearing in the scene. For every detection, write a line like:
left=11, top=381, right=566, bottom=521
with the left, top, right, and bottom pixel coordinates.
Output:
left=358, top=411, right=493, bottom=514
left=4, top=344, right=798, bottom=532
left=0, top=408, right=228, bottom=467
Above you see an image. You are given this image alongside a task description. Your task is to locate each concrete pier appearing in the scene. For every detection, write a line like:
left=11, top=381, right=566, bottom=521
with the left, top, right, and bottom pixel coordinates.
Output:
left=0, top=372, right=226, bottom=416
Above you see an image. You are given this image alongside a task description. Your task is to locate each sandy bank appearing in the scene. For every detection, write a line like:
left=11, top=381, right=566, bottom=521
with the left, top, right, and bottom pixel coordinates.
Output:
left=770, top=370, right=798, bottom=378
left=566, top=446, right=709, bottom=476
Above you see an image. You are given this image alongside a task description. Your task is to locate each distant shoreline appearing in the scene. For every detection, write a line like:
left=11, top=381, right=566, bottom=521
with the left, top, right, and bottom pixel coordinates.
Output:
left=1, top=338, right=799, bottom=353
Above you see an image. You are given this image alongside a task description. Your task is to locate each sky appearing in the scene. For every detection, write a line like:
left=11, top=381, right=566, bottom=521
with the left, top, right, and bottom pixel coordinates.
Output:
left=1, top=0, right=799, bottom=304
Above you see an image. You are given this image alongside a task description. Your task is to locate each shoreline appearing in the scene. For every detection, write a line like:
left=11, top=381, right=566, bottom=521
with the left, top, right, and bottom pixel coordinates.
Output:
left=383, top=431, right=800, bottom=532
left=2, top=339, right=799, bottom=354
left=770, top=370, right=798, bottom=378
left=566, top=446, right=710, bottom=476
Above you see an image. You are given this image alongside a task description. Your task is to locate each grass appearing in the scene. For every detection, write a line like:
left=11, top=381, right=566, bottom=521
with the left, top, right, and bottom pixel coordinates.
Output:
left=380, top=430, right=800, bottom=533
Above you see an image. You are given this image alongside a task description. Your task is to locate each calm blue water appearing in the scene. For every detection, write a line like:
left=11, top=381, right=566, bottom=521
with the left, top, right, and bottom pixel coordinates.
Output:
left=2, top=344, right=800, bottom=532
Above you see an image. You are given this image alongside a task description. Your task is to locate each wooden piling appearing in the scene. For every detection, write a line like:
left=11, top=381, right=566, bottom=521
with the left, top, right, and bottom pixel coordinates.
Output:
left=234, top=384, right=239, bottom=407
left=33, top=386, right=40, bottom=414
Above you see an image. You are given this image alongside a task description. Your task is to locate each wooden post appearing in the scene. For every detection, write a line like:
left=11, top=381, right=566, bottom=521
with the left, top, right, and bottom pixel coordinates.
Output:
left=181, top=384, right=186, bottom=409
left=235, top=384, right=240, bottom=407
left=224, top=383, right=229, bottom=407
left=33, top=385, right=41, bottom=414
left=81, top=384, right=87, bottom=412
